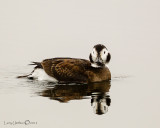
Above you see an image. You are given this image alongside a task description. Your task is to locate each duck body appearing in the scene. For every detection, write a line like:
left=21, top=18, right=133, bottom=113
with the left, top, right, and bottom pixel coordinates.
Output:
left=29, top=58, right=111, bottom=83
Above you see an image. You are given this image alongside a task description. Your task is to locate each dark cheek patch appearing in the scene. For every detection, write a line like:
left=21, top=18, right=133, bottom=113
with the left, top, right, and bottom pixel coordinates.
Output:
left=106, top=53, right=111, bottom=63
left=89, top=54, right=94, bottom=63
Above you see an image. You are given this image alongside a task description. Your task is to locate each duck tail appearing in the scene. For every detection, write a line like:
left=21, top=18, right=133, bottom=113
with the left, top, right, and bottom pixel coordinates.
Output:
left=17, top=62, right=42, bottom=79
left=17, top=74, right=30, bottom=78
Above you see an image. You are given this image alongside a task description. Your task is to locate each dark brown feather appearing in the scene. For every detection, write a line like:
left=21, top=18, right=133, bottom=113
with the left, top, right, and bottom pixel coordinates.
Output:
left=41, top=58, right=90, bottom=83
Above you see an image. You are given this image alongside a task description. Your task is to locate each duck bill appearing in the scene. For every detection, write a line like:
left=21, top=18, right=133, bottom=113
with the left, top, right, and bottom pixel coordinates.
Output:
left=95, top=57, right=103, bottom=63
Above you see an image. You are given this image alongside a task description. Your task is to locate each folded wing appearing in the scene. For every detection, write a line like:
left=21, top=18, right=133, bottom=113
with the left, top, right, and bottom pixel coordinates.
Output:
left=41, top=58, right=91, bottom=83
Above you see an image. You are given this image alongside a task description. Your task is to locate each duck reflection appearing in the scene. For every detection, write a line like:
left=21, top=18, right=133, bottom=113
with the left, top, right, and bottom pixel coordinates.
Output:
left=39, top=81, right=111, bottom=115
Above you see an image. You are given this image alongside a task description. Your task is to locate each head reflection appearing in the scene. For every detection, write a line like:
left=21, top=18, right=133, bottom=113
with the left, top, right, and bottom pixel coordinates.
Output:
left=91, top=92, right=111, bottom=115
left=39, top=81, right=111, bottom=115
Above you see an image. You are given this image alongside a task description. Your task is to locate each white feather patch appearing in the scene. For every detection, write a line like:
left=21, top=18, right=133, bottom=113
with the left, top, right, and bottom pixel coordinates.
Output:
left=100, top=49, right=109, bottom=62
left=91, top=63, right=101, bottom=68
left=28, top=69, right=58, bottom=82
left=91, top=63, right=108, bottom=68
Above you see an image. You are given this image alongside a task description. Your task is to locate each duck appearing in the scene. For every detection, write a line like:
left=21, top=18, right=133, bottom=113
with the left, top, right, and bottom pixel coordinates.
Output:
left=18, top=44, right=111, bottom=83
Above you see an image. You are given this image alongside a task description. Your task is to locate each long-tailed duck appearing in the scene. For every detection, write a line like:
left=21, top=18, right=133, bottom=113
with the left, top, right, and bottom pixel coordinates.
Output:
left=18, top=44, right=111, bottom=83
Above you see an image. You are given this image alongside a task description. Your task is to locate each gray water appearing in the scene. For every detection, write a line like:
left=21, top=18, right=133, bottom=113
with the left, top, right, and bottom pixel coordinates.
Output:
left=0, top=0, right=160, bottom=128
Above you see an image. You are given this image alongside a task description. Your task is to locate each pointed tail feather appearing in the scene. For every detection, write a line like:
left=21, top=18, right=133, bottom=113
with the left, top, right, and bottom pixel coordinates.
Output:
left=17, top=74, right=30, bottom=78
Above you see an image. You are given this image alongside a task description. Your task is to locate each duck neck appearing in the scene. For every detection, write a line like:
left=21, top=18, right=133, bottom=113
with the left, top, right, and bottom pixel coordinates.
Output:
left=91, top=63, right=105, bottom=68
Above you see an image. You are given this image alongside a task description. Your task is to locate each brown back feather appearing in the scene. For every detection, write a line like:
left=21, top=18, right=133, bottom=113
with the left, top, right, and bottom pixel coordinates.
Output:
left=41, top=58, right=91, bottom=83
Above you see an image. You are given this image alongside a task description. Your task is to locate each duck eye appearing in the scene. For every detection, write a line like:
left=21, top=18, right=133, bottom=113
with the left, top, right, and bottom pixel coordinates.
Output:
left=104, top=51, right=106, bottom=54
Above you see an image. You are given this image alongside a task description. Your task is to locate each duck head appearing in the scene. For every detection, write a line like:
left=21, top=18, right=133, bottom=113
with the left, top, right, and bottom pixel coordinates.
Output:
left=89, top=44, right=111, bottom=67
